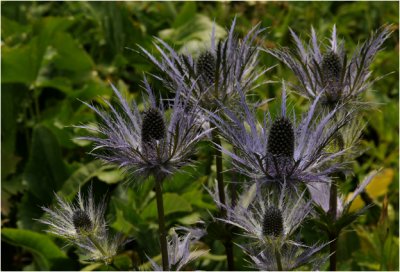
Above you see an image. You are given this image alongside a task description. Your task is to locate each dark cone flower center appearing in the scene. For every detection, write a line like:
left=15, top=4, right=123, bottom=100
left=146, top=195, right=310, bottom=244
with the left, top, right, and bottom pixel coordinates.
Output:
left=262, top=206, right=284, bottom=237
left=72, top=210, right=93, bottom=233
left=196, top=51, right=216, bottom=85
left=267, top=118, right=295, bottom=158
left=141, top=108, right=165, bottom=143
left=322, top=51, right=342, bottom=83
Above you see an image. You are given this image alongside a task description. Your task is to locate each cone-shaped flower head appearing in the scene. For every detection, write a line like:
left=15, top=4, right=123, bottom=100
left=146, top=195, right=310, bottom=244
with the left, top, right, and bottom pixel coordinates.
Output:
left=196, top=51, right=216, bottom=85
left=72, top=210, right=93, bottom=234
left=209, top=83, right=353, bottom=189
left=141, top=108, right=166, bottom=144
left=262, top=206, right=284, bottom=237
left=266, top=25, right=393, bottom=108
left=267, top=117, right=295, bottom=158
left=139, top=17, right=271, bottom=112
left=77, top=78, right=209, bottom=182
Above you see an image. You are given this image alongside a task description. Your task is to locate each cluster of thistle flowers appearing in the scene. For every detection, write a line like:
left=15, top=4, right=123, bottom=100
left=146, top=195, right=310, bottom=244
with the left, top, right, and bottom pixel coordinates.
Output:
left=204, top=23, right=391, bottom=270
left=38, top=18, right=392, bottom=270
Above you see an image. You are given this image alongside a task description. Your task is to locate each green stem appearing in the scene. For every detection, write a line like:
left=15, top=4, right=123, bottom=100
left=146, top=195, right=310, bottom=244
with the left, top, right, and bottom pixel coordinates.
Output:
left=275, top=248, right=283, bottom=271
left=328, top=179, right=338, bottom=271
left=210, top=123, right=234, bottom=270
left=88, top=233, right=107, bottom=257
left=154, top=176, right=169, bottom=271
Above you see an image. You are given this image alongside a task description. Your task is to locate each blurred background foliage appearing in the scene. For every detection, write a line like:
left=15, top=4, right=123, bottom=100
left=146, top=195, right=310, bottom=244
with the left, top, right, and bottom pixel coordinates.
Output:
left=1, top=1, right=398, bottom=271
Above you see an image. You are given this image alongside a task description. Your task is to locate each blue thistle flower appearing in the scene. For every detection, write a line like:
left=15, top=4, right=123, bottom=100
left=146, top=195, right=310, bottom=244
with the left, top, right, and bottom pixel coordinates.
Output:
left=77, top=78, right=209, bottom=182
left=266, top=25, right=393, bottom=107
left=138, top=17, right=272, bottom=112
left=208, top=83, right=353, bottom=189
left=218, top=183, right=328, bottom=270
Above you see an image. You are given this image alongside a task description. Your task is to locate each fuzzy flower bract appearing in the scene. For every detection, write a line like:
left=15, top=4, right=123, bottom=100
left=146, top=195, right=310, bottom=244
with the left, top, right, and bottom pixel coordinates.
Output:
left=77, top=79, right=209, bottom=182
left=266, top=25, right=392, bottom=107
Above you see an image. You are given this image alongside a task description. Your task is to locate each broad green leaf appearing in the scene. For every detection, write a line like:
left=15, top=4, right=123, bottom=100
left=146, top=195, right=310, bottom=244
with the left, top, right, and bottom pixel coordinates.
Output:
left=1, top=228, right=72, bottom=270
left=58, top=160, right=106, bottom=201
left=24, top=125, right=69, bottom=202
left=52, top=32, right=94, bottom=74
left=141, top=193, right=192, bottom=219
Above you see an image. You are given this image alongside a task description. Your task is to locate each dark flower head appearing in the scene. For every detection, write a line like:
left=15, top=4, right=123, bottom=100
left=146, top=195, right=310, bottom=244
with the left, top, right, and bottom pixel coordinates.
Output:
left=141, top=108, right=166, bottom=143
left=196, top=51, right=216, bottom=85
left=72, top=210, right=93, bottom=234
left=266, top=25, right=393, bottom=108
left=77, top=78, right=209, bottom=182
left=262, top=206, right=284, bottom=237
left=267, top=117, right=295, bottom=158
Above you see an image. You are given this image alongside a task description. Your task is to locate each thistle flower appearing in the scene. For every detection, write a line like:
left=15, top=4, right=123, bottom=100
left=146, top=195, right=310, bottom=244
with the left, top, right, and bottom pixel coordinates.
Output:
left=219, top=183, right=327, bottom=270
left=138, top=17, right=272, bottom=112
left=147, top=228, right=206, bottom=271
left=266, top=25, right=393, bottom=107
left=77, top=78, right=209, bottom=182
left=209, top=84, right=352, bottom=189
left=38, top=187, right=126, bottom=265
left=39, top=187, right=107, bottom=242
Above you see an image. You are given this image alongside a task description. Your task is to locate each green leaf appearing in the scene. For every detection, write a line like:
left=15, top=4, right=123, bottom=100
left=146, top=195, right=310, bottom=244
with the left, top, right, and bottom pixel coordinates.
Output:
left=1, top=228, right=73, bottom=270
left=51, top=32, right=94, bottom=74
left=141, top=193, right=192, bottom=219
left=24, top=125, right=69, bottom=202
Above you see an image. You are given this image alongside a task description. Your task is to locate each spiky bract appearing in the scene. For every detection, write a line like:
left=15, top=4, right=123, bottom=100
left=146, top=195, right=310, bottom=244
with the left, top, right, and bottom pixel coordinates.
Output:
left=266, top=25, right=393, bottom=107
left=139, top=18, right=271, bottom=112
left=208, top=84, right=352, bottom=189
left=38, top=187, right=126, bottom=264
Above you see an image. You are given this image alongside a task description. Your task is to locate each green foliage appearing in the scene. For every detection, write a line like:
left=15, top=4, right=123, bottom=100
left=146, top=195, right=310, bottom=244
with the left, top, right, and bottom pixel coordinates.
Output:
left=1, top=1, right=398, bottom=271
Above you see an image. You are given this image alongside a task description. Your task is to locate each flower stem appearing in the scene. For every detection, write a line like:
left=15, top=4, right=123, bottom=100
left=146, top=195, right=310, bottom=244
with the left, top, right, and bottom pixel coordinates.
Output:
left=155, top=176, right=169, bottom=271
left=211, top=124, right=235, bottom=270
left=275, top=248, right=283, bottom=271
left=328, top=180, right=338, bottom=271
left=88, top=233, right=107, bottom=257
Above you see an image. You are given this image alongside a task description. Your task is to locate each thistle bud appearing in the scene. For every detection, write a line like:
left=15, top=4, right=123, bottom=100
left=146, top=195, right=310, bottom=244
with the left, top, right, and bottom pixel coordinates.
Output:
left=141, top=108, right=165, bottom=143
left=72, top=210, right=93, bottom=234
left=196, top=51, right=216, bottom=84
left=321, top=51, right=342, bottom=83
left=267, top=118, right=295, bottom=158
left=262, top=206, right=284, bottom=237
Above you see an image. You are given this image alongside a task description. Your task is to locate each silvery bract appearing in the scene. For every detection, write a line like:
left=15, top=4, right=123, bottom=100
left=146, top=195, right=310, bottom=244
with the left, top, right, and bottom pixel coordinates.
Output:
left=147, top=228, right=206, bottom=271
left=77, top=79, right=209, bottom=182
left=266, top=25, right=392, bottom=107
left=39, top=187, right=125, bottom=264
left=139, top=17, right=272, bottom=112
left=219, top=184, right=327, bottom=270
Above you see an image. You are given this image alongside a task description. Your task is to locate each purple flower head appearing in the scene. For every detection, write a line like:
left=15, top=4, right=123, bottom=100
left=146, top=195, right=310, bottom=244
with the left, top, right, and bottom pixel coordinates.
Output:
left=209, top=83, right=353, bottom=190
left=266, top=25, right=393, bottom=108
left=138, top=17, right=273, bottom=112
left=77, top=78, right=209, bottom=182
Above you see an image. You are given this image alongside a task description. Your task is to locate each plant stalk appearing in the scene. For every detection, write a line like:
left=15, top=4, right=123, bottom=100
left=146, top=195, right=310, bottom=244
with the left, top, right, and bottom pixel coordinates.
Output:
left=154, top=176, right=169, bottom=271
left=88, top=233, right=107, bottom=257
left=211, top=124, right=234, bottom=270
left=275, top=248, right=283, bottom=271
left=328, top=180, right=338, bottom=271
